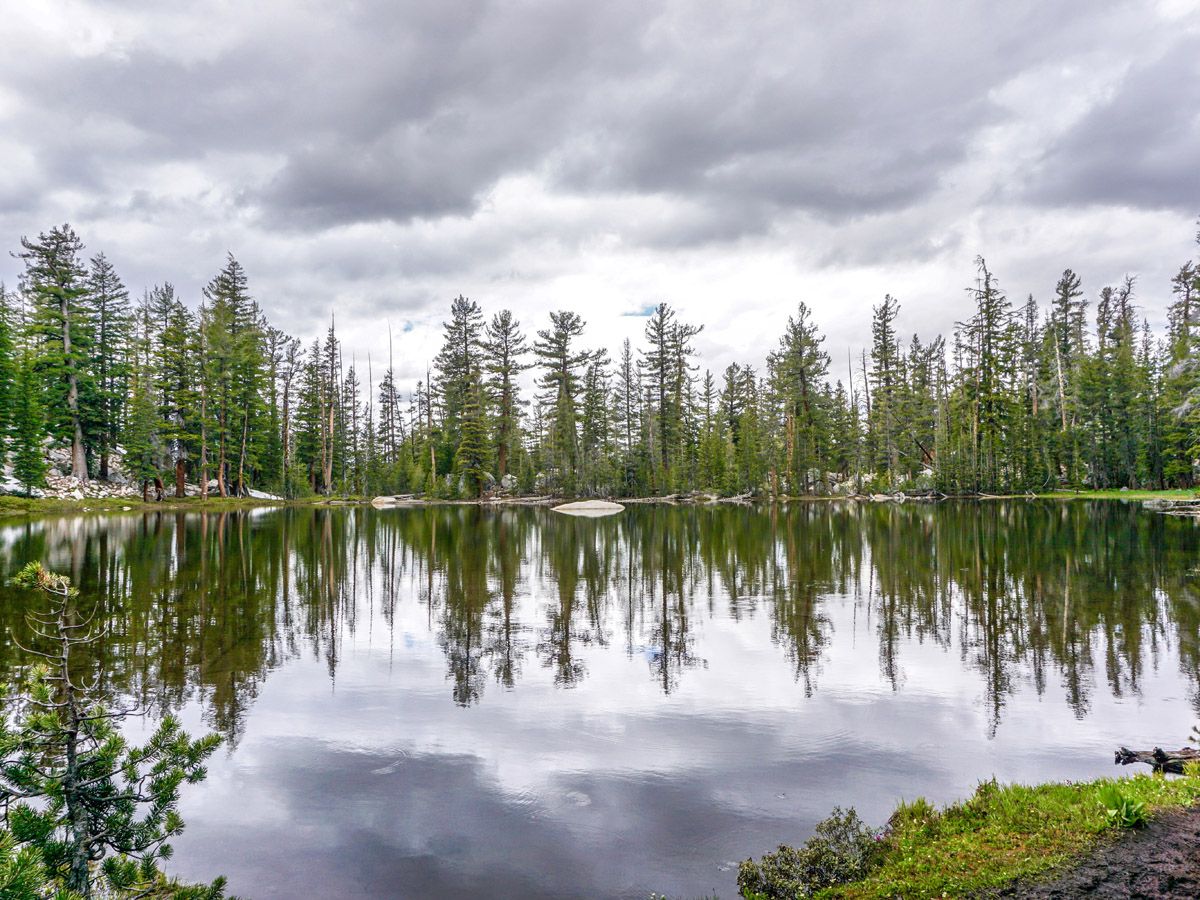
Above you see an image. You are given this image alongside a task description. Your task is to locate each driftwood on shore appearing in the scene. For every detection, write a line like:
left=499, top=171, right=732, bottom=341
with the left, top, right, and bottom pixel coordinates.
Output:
left=1114, top=746, right=1200, bottom=774
left=1143, top=498, right=1200, bottom=517
left=361, top=489, right=1047, bottom=508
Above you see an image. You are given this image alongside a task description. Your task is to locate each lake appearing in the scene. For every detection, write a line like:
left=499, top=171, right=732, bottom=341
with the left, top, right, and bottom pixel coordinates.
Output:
left=0, top=501, right=1196, bottom=898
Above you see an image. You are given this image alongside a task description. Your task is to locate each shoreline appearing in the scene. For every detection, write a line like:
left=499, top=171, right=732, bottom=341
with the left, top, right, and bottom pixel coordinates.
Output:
left=0, top=487, right=1194, bottom=519
left=738, top=770, right=1200, bottom=899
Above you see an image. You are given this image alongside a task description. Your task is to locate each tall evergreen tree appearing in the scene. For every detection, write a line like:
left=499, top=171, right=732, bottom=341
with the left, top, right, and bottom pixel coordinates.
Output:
left=767, top=302, right=831, bottom=493
left=18, top=225, right=93, bottom=479
left=86, top=253, right=132, bottom=479
left=454, top=374, right=490, bottom=497
left=11, top=352, right=47, bottom=494
left=201, top=255, right=262, bottom=496
left=640, top=303, right=702, bottom=489
left=435, top=296, right=485, bottom=457
left=867, top=294, right=902, bottom=485
left=534, top=311, right=593, bottom=494
left=481, top=309, right=529, bottom=480
left=0, top=285, right=17, bottom=462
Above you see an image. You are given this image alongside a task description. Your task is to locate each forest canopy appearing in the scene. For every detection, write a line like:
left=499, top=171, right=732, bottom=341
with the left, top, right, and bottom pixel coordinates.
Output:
left=2, top=223, right=1198, bottom=499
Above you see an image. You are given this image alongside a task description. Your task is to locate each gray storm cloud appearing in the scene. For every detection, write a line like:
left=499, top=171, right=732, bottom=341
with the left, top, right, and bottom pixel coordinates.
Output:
left=0, top=0, right=1196, bottom=386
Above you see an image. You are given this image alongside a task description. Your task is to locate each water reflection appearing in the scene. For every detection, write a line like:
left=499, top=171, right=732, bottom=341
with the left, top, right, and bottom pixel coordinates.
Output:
left=0, top=502, right=1195, bottom=897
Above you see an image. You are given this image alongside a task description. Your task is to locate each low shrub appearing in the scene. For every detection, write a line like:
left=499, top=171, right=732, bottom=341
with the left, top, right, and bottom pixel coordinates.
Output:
left=737, top=807, right=885, bottom=899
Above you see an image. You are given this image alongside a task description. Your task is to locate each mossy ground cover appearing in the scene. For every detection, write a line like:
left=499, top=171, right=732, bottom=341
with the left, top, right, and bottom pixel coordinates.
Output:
left=807, top=774, right=1200, bottom=899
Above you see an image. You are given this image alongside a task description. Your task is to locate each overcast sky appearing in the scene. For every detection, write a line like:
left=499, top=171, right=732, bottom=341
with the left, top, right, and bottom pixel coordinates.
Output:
left=1, top=0, right=1197, bottom=393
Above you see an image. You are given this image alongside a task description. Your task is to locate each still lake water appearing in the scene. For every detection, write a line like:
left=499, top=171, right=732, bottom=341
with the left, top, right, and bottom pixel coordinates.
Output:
left=0, top=501, right=1197, bottom=898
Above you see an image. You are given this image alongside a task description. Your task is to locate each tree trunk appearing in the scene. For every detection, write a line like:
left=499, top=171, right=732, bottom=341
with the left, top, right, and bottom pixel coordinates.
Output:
left=498, top=390, right=510, bottom=479
left=142, top=479, right=151, bottom=503
left=217, top=397, right=228, bottom=497
left=1054, top=337, right=1068, bottom=431
left=62, top=686, right=90, bottom=896
left=71, top=418, right=87, bottom=481
left=175, top=457, right=186, bottom=498
left=323, top=391, right=334, bottom=495
left=199, top=362, right=209, bottom=499
left=61, top=292, right=88, bottom=482
left=237, top=411, right=249, bottom=497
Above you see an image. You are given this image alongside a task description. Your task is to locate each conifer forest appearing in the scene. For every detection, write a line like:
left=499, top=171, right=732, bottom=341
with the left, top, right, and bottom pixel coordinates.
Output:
left=5, top=223, right=1199, bottom=500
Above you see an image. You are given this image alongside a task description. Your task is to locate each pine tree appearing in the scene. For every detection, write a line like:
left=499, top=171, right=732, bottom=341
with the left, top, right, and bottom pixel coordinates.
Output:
left=957, top=259, right=1016, bottom=491
left=578, top=353, right=612, bottom=495
left=867, top=294, right=902, bottom=486
left=767, top=302, right=831, bottom=493
left=293, top=340, right=324, bottom=493
left=435, top=295, right=485, bottom=459
left=696, top=369, right=723, bottom=492
left=317, top=320, right=339, bottom=494
left=613, top=339, right=645, bottom=494
left=481, top=309, right=529, bottom=480
left=11, top=353, right=47, bottom=494
left=124, top=369, right=161, bottom=502
left=454, top=375, right=490, bottom=497
left=18, top=225, right=93, bottom=480
left=639, top=304, right=702, bottom=488
left=154, top=287, right=198, bottom=497
left=86, top=253, right=132, bottom=480
left=201, top=255, right=262, bottom=496
left=0, top=285, right=17, bottom=463
left=257, top=327, right=288, bottom=491
left=124, top=308, right=161, bottom=501
left=534, top=311, right=593, bottom=495
left=1048, top=269, right=1087, bottom=483
left=1161, top=259, right=1200, bottom=486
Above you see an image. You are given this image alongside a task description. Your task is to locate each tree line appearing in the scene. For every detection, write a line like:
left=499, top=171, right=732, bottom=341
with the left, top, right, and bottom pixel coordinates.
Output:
left=2, top=222, right=1198, bottom=498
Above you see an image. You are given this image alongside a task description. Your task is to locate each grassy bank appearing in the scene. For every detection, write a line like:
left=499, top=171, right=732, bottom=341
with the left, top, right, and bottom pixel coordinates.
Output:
left=0, top=493, right=365, bottom=518
left=739, top=772, right=1200, bottom=899
left=1036, top=488, right=1199, bottom=501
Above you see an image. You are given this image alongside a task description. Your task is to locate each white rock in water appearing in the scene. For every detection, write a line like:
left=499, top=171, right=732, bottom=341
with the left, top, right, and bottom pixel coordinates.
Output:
left=551, top=500, right=625, bottom=517
left=370, top=495, right=420, bottom=508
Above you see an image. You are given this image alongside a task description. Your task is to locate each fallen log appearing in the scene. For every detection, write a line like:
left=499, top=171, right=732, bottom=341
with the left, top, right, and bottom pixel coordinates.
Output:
left=1114, top=746, right=1200, bottom=774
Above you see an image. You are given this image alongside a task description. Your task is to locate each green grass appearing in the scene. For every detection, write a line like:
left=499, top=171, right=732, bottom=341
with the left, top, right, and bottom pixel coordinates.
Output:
left=814, top=773, right=1200, bottom=899
left=0, top=493, right=367, bottom=518
left=1035, top=488, right=1200, bottom=500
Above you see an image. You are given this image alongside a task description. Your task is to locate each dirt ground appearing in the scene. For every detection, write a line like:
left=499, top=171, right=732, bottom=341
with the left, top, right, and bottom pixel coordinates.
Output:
left=990, top=805, right=1200, bottom=898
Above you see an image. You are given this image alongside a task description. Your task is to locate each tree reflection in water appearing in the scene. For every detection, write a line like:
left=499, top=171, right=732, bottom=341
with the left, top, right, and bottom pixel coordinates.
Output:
left=0, top=501, right=1195, bottom=745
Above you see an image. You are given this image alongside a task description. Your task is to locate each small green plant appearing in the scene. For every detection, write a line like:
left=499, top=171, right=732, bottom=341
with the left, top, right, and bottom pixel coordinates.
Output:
left=737, top=807, right=885, bottom=898
left=1096, top=782, right=1148, bottom=829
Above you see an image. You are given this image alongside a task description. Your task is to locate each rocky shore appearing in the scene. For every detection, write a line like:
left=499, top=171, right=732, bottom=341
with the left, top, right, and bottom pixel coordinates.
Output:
left=0, top=444, right=280, bottom=502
